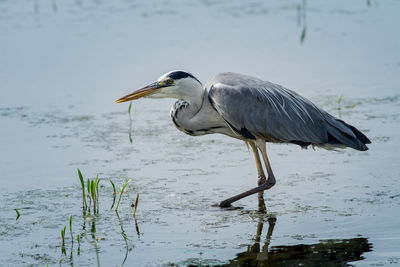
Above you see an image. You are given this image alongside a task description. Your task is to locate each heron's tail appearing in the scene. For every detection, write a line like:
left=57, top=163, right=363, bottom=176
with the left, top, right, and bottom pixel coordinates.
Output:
left=325, top=118, right=371, bottom=151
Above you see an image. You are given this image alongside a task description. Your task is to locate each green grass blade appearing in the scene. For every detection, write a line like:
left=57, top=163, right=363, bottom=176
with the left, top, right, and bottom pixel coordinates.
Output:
left=300, top=27, right=306, bottom=43
left=69, top=215, right=73, bottom=244
left=14, top=208, right=20, bottom=220
left=90, top=180, right=95, bottom=212
left=110, top=180, right=116, bottom=209
left=61, top=225, right=66, bottom=246
left=78, top=169, right=84, bottom=187
left=110, top=180, right=116, bottom=194
left=115, top=179, right=132, bottom=212
left=95, top=176, right=100, bottom=213
left=78, top=169, right=87, bottom=210
left=338, top=95, right=343, bottom=111
left=87, top=178, right=91, bottom=212
left=69, top=216, right=72, bottom=232
left=95, top=175, right=100, bottom=196
left=128, top=102, right=132, bottom=114
left=91, top=180, right=95, bottom=201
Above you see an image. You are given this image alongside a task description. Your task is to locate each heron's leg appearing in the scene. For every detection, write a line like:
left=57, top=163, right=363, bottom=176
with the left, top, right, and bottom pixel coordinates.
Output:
left=219, top=141, right=276, bottom=208
left=249, top=216, right=264, bottom=253
left=257, top=140, right=276, bottom=186
left=248, top=142, right=267, bottom=212
left=249, top=215, right=277, bottom=258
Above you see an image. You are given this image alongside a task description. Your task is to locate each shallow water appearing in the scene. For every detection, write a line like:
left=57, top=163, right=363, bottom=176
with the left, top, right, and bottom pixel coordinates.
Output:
left=1, top=1, right=400, bottom=266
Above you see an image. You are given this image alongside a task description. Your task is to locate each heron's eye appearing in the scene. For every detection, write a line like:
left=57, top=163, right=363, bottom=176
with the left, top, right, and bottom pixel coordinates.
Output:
left=167, top=79, right=174, bottom=84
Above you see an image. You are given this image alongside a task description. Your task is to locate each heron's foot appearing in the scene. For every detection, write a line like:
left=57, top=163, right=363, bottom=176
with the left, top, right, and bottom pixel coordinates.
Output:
left=211, top=200, right=232, bottom=208
left=215, top=178, right=276, bottom=209
left=215, top=200, right=232, bottom=208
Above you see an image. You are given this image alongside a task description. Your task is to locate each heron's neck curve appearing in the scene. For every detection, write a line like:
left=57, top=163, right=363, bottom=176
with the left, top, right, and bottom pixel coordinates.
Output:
left=170, top=85, right=205, bottom=131
left=177, top=82, right=205, bottom=116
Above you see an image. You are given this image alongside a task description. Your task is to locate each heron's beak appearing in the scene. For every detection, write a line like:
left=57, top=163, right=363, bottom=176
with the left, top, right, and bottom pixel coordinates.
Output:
left=115, top=81, right=166, bottom=103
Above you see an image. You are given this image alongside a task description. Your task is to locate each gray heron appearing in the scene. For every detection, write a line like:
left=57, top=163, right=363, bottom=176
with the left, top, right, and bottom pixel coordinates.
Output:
left=116, top=71, right=371, bottom=211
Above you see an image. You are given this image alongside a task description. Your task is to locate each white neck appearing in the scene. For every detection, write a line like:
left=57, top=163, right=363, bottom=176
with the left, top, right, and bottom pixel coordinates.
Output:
left=169, top=81, right=206, bottom=132
left=155, top=77, right=205, bottom=112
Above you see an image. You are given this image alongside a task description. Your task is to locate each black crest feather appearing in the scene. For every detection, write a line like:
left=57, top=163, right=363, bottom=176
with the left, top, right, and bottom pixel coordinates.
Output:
left=168, top=71, right=201, bottom=84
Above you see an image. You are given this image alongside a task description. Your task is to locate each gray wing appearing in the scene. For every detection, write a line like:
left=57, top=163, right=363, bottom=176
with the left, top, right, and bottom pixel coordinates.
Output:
left=207, top=72, right=370, bottom=150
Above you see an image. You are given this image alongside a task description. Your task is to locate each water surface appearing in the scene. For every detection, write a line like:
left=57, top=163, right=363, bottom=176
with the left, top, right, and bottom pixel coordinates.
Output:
left=0, top=0, right=399, bottom=266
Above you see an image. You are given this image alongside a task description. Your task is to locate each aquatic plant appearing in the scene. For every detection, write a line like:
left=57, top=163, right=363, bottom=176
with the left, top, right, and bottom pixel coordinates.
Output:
left=78, top=170, right=100, bottom=214
left=128, top=102, right=133, bottom=143
left=115, top=179, right=132, bottom=212
left=61, top=226, right=66, bottom=244
left=115, top=211, right=129, bottom=265
left=61, top=225, right=66, bottom=255
left=300, top=28, right=306, bottom=43
left=128, top=102, right=132, bottom=115
left=338, top=95, right=343, bottom=110
left=96, top=175, right=100, bottom=206
left=86, top=176, right=100, bottom=214
left=77, top=234, right=81, bottom=255
left=90, top=178, right=97, bottom=213
left=14, top=208, right=20, bottom=220
left=110, top=180, right=117, bottom=209
left=133, top=194, right=139, bottom=216
left=134, top=216, right=140, bottom=238
left=69, top=215, right=73, bottom=245
left=77, top=169, right=88, bottom=212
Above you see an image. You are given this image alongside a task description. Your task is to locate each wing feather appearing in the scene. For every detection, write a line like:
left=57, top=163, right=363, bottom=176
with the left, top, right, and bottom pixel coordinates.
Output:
left=207, top=72, right=369, bottom=150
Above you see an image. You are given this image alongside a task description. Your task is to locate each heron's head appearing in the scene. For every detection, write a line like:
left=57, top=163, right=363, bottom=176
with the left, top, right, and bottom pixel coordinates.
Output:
left=116, top=70, right=202, bottom=103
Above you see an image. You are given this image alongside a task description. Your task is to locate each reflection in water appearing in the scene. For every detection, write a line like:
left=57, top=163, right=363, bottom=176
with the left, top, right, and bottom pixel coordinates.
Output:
left=68, top=211, right=137, bottom=267
left=133, top=215, right=140, bottom=238
left=116, top=211, right=129, bottom=266
left=73, top=217, right=101, bottom=267
left=218, top=216, right=372, bottom=267
left=90, top=218, right=101, bottom=267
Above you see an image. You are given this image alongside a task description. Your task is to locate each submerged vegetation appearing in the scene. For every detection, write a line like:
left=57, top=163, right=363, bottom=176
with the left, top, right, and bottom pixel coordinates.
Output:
left=14, top=208, right=20, bottom=220
left=55, top=170, right=139, bottom=265
left=61, top=226, right=66, bottom=255
left=128, top=102, right=133, bottom=143
left=115, top=178, right=132, bottom=212
left=77, top=168, right=87, bottom=212
left=69, top=215, right=73, bottom=246
left=338, top=94, right=343, bottom=110
left=87, top=175, right=100, bottom=214
left=77, top=234, right=81, bottom=255
left=337, top=95, right=357, bottom=118
left=110, top=180, right=117, bottom=209
left=78, top=169, right=100, bottom=214
left=133, top=194, right=139, bottom=216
